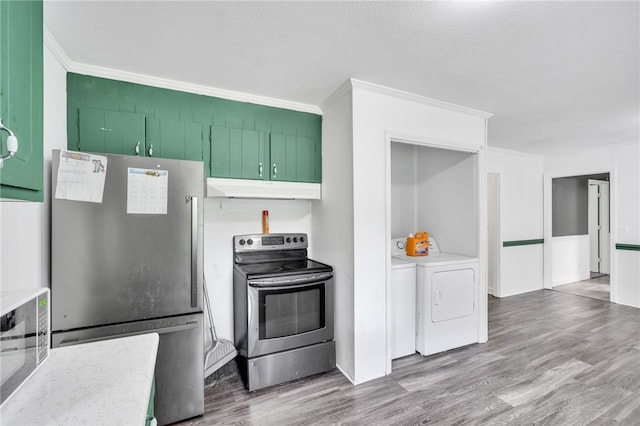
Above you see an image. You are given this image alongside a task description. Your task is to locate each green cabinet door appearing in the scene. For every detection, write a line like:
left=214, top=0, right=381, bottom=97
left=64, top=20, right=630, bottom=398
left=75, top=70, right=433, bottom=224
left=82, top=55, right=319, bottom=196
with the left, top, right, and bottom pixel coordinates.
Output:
left=0, top=0, right=43, bottom=201
left=211, top=126, right=265, bottom=180
left=269, top=134, right=320, bottom=183
left=146, top=118, right=203, bottom=161
left=78, top=109, right=145, bottom=156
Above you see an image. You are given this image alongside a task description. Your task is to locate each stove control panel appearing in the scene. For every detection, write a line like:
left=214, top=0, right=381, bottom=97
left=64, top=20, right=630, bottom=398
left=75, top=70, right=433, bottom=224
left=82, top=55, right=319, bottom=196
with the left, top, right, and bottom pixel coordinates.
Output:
left=234, top=233, right=308, bottom=251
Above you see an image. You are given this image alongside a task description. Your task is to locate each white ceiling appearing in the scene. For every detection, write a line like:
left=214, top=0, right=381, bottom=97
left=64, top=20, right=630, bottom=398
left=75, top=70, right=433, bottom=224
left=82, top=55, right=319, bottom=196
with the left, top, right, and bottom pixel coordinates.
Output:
left=44, top=1, right=639, bottom=156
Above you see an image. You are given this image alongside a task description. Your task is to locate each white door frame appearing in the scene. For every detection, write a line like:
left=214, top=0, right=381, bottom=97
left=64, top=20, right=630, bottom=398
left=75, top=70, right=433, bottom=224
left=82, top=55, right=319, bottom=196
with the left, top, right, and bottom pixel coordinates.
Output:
left=543, top=169, right=616, bottom=302
left=487, top=173, right=501, bottom=297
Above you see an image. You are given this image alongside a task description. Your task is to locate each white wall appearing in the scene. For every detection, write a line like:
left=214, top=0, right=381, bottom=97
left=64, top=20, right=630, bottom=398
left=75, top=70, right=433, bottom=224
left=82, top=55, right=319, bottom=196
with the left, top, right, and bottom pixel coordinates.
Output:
left=203, top=198, right=312, bottom=340
left=390, top=143, right=415, bottom=238
left=323, top=80, right=489, bottom=385
left=544, top=141, right=640, bottom=307
left=0, top=44, right=67, bottom=293
left=313, top=87, right=355, bottom=381
left=416, top=146, right=478, bottom=257
left=551, top=235, right=590, bottom=285
left=487, top=148, right=544, bottom=297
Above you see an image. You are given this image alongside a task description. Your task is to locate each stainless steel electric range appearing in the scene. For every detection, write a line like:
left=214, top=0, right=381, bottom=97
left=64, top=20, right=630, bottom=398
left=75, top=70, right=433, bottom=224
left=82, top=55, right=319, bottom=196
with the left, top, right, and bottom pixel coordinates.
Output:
left=233, top=233, right=335, bottom=391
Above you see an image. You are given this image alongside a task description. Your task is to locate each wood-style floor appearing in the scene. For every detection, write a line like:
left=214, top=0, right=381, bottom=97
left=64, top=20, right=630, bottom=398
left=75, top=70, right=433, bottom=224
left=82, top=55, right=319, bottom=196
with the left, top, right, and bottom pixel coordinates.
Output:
left=177, top=290, right=640, bottom=425
left=553, top=275, right=610, bottom=302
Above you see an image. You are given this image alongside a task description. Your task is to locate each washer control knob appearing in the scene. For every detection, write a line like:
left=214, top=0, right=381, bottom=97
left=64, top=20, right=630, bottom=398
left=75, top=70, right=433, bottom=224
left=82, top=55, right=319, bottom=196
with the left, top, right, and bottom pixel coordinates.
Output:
left=247, top=239, right=253, bottom=245
left=300, top=236, right=305, bottom=243
left=239, top=239, right=246, bottom=246
left=286, top=237, right=292, bottom=243
left=293, top=237, right=298, bottom=243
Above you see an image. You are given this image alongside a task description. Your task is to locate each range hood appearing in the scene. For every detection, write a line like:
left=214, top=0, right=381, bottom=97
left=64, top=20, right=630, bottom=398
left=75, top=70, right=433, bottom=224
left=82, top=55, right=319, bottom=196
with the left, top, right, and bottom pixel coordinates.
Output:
left=206, top=178, right=321, bottom=200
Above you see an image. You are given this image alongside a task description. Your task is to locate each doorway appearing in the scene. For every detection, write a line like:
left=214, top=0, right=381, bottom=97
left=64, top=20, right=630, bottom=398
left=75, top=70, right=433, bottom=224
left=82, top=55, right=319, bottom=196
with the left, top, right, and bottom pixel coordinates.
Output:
left=546, top=172, right=611, bottom=302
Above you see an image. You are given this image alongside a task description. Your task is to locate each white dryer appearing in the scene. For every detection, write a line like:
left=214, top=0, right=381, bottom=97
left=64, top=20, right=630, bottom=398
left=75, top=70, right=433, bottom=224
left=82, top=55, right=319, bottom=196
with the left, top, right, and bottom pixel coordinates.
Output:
left=393, top=237, right=479, bottom=356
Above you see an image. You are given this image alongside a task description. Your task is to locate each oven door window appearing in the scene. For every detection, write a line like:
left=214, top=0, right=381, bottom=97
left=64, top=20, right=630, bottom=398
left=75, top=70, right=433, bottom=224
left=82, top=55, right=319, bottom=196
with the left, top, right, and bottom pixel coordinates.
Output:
left=259, top=284, right=325, bottom=340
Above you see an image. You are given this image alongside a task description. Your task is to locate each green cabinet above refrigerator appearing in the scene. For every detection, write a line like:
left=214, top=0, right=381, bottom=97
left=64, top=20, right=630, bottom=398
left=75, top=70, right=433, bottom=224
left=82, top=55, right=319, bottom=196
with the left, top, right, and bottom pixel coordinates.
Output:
left=0, top=0, right=43, bottom=202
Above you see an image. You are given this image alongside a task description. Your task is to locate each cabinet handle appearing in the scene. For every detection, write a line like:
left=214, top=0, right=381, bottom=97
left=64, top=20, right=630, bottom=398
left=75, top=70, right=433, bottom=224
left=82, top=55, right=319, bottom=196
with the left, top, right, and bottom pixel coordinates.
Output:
left=273, top=163, right=277, bottom=178
left=148, top=144, right=154, bottom=157
left=0, top=118, right=18, bottom=169
left=135, top=141, right=140, bottom=156
left=258, top=162, right=263, bottom=177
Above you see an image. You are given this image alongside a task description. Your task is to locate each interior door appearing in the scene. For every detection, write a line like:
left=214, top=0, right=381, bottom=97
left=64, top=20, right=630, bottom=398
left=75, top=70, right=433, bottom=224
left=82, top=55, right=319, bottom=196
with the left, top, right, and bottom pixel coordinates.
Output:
left=588, top=183, right=600, bottom=273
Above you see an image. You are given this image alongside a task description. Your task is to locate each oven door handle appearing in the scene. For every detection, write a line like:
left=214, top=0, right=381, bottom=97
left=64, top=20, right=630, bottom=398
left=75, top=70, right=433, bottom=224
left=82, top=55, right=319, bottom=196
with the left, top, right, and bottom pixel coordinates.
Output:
left=248, top=272, right=333, bottom=288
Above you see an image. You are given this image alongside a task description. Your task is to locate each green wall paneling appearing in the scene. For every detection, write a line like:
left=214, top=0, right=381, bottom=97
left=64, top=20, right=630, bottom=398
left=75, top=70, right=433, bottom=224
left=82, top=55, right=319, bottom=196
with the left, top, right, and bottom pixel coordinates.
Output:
left=67, top=73, right=322, bottom=181
left=502, top=239, right=544, bottom=247
left=0, top=0, right=43, bottom=201
left=616, top=244, right=640, bottom=252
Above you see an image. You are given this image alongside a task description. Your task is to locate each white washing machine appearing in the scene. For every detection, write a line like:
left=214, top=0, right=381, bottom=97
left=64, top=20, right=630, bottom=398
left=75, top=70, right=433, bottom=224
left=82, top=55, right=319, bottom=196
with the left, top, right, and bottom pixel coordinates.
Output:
left=393, top=237, right=479, bottom=356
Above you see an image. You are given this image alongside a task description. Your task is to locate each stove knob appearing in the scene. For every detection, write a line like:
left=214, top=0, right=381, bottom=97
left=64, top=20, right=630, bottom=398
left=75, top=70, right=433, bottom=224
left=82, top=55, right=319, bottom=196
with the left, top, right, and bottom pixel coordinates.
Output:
left=293, top=237, right=298, bottom=243
left=247, top=239, right=253, bottom=245
left=239, top=239, right=246, bottom=246
left=286, top=237, right=292, bottom=243
left=300, top=236, right=305, bottom=243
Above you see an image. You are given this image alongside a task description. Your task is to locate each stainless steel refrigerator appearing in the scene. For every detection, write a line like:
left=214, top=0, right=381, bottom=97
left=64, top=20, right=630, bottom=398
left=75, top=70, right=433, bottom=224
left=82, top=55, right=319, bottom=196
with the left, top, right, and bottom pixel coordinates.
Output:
left=51, top=149, right=204, bottom=425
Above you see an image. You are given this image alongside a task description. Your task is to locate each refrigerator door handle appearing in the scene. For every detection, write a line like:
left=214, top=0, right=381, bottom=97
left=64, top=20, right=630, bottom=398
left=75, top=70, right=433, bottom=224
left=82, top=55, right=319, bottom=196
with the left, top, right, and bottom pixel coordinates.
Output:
left=189, top=195, right=199, bottom=308
left=57, top=321, right=199, bottom=347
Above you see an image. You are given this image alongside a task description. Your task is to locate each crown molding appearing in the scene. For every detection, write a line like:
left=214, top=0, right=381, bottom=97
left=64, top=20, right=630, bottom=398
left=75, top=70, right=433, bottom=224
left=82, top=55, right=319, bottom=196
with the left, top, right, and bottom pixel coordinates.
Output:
left=43, top=26, right=322, bottom=116
left=487, top=146, right=544, bottom=160
left=320, top=79, right=354, bottom=111
left=350, top=79, right=494, bottom=119
left=44, top=27, right=73, bottom=70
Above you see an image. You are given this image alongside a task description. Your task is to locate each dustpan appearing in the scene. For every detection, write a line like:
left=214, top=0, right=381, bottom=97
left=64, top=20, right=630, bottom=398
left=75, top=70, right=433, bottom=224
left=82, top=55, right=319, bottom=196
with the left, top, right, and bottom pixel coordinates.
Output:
left=203, top=278, right=237, bottom=379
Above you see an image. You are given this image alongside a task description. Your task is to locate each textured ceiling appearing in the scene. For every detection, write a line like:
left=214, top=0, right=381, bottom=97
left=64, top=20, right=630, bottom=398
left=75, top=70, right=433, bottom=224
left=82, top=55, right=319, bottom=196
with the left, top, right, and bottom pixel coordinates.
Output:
left=44, top=1, right=639, bottom=155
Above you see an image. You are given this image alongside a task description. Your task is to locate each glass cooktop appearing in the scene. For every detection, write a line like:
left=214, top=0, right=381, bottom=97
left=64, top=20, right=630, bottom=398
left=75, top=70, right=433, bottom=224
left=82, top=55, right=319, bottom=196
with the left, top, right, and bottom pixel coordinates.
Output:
left=236, top=259, right=332, bottom=279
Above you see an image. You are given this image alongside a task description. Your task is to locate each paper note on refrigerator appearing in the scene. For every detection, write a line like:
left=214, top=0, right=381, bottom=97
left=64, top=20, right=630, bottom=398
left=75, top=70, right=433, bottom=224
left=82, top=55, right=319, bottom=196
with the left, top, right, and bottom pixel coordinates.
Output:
left=127, top=168, right=168, bottom=214
left=55, top=150, right=108, bottom=203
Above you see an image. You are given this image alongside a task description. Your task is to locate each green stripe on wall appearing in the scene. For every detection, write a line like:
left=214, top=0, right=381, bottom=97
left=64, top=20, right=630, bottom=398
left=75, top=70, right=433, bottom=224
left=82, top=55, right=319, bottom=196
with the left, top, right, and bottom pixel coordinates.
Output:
left=616, top=244, right=640, bottom=251
left=503, top=239, right=544, bottom=247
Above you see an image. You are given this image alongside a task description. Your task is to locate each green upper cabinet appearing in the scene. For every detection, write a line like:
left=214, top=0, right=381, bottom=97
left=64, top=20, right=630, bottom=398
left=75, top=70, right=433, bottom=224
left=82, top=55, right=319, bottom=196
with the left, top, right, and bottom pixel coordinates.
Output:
left=211, top=128, right=321, bottom=183
left=211, top=126, right=266, bottom=180
left=146, top=118, right=203, bottom=161
left=269, top=134, right=320, bottom=183
left=0, top=0, right=43, bottom=202
left=67, top=73, right=321, bottom=183
left=78, top=108, right=145, bottom=156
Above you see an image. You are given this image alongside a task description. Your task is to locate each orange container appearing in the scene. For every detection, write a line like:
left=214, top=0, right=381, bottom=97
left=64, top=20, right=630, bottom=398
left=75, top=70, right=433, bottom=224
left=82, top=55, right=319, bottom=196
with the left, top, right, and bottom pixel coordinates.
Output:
left=406, top=232, right=429, bottom=256
left=262, top=210, right=269, bottom=234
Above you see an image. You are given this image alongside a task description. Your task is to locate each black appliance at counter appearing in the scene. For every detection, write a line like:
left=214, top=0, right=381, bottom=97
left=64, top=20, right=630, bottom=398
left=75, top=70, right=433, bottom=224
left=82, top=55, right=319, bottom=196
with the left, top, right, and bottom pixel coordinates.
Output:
left=233, top=233, right=335, bottom=391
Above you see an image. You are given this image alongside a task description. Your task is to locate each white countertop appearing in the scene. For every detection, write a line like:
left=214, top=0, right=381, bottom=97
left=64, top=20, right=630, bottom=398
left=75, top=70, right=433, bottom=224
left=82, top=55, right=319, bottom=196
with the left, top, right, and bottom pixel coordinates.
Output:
left=1, top=333, right=159, bottom=426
